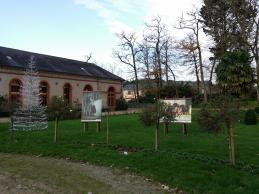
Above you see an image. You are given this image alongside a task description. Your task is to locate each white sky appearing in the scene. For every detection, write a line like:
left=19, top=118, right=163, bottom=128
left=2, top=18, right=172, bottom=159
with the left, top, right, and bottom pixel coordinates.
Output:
left=0, top=0, right=206, bottom=81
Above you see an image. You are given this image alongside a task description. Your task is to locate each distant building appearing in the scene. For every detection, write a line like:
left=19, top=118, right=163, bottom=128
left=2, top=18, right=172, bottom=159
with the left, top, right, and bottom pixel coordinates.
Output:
left=0, top=46, right=124, bottom=108
left=122, top=83, right=144, bottom=101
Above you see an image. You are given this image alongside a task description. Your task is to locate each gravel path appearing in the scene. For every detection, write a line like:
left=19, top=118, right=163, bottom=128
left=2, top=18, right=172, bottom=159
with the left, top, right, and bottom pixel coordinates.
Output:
left=0, top=153, right=180, bottom=194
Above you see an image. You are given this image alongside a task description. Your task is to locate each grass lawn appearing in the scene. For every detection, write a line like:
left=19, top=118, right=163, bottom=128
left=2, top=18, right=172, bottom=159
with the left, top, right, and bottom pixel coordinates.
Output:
left=0, top=111, right=259, bottom=193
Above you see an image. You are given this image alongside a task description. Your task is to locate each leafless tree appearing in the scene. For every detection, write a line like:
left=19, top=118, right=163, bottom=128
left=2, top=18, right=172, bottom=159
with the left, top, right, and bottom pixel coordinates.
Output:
left=114, top=31, right=140, bottom=101
left=138, top=37, right=152, bottom=80
left=176, top=34, right=200, bottom=94
left=177, top=9, right=208, bottom=102
left=145, top=16, right=167, bottom=92
left=85, top=52, right=93, bottom=63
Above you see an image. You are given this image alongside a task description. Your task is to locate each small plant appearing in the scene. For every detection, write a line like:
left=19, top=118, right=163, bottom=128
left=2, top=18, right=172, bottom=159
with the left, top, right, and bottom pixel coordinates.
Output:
left=139, top=106, right=156, bottom=126
left=47, top=96, right=66, bottom=142
left=255, top=107, right=259, bottom=114
left=198, top=103, right=222, bottom=133
left=115, top=98, right=128, bottom=111
left=244, top=109, right=258, bottom=125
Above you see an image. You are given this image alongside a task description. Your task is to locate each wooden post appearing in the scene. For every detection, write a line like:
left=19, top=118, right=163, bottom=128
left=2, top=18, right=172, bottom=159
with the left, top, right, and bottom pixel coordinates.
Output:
left=164, top=122, right=169, bottom=136
left=106, top=110, right=109, bottom=144
left=228, top=127, right=235, bottom=165
left=54, top=117, right=58, bottom=143
left=155, top=120, right=160, bottom=151
left=10, top=117, right=14, bottom=141
left=182, top=123, right=187, bottom=136
left=83, top=122, right=88, bottom=133
left=96, top=122, right=100, bottom=133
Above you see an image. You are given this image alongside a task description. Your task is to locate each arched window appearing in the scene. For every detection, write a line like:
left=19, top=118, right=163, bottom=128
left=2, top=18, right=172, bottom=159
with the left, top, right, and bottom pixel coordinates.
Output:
left=40, top=81, right=49, bottom=106
left=63, top=83, right=72, bottom=105
left=107, top=87, right=116, bottom=107
left=84, top=84, right=93, bottom=91
left=9, top=79, right=22, bottom=105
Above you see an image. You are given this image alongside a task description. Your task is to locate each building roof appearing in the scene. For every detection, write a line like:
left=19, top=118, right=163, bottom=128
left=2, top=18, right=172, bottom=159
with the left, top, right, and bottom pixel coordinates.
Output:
left=0, top=46, right=124, bottom=81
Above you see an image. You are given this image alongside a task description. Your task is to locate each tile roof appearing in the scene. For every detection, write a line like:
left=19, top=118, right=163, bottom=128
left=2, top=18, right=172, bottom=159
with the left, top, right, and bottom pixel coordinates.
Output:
left=0, top=46, right=124, bottom=81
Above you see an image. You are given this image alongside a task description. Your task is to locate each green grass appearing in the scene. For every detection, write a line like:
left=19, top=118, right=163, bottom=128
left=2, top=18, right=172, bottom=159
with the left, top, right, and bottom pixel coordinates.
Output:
left=0, top=111, right=259, bottom=193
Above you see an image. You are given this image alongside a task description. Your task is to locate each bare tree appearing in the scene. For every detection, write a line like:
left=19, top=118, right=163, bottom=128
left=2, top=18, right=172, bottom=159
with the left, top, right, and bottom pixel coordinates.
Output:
left=138, top=37, right=152, bottom=80
left=114, top=31, right=140, bottom=101
left=161, top=35, right=179, bottom=97
left=176, top=34, right=200, bottom=94
left=85, top=52, right=93, bottom=63
left=177, top=9, right=208, bottom=102
left=145, top=16, right=167, bottom=91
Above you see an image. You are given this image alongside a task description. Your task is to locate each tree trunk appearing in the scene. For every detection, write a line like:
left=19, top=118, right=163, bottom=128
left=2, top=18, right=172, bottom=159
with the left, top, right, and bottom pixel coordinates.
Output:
left=228, top=127, right=235, bottom=165
left=196, top=24, right=208, bottom=103
left=131, top=46, right=140, bottom=102
left=255, top=19, right=259, bottom=102
left=193, top=52, right=200, bottom=94
left=256, top=60, right=259, bottom=102
left=106, top=111, right=109, bottom=144
left=54, top=117, right=58, bottom=143
left=164, top=122, right=169, bottom=136
left=209, top=58, right=216, bottom=95
left=155, top=120, right=160, bottom=151
left=96, top=122, right=100, bottom=133
left=182, top=123, right=187, bottom=136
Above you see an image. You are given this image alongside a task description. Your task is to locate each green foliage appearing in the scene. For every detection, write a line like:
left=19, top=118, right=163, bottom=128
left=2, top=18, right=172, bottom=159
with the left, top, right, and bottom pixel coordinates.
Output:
left=138, top=90, right=156, bottom=103
left=255, top=107, right=259, bottom=114
left=177, top=83, right=193, bottom=98
left=198, top=95, right=239, bottom=131
left=47, top=96, right=67, bottom=120
left=216, top=51, right=254, bottom=95
left=139, top=106, right=156, bottom=126
left=160, top=83, right=193, bottom=99
left=139, top=101, right=177, bottom=126
left=200, top=0, right=256, bottom=59
left=244, top=109, right=258, bottom=125
left=115, top=98, right=128, bottom=111
left=198, top=103, right=222, bottom=133
left=47, top=97, right=82, bottom=121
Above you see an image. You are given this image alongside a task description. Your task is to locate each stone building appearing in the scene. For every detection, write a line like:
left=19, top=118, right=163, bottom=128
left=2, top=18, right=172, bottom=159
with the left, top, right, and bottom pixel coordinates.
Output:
left=0, top=46, right=124, bottom=109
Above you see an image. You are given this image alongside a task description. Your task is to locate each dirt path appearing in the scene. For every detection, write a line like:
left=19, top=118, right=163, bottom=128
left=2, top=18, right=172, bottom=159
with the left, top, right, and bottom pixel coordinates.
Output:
left=0, top=153, right=179, bottom=194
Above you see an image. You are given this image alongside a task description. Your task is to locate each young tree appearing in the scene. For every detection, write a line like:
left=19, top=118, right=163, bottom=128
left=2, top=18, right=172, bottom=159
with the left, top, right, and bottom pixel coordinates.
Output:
left=177, top=9, right=208, bottom=102
left=216, top=51, right=254, bottom=165
left=47, top=96, right=66, bottom=143
left=114, top=32, right=140, bottom=101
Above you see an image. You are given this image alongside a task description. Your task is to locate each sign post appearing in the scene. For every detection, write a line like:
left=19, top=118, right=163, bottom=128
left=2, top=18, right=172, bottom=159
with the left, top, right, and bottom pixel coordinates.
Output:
left=160, top=98, right=192, bottom=135
left=81, top=91, right=102, bottom=132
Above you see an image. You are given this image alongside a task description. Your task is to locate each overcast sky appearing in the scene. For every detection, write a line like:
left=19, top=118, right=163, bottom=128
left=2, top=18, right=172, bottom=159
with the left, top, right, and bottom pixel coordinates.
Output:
left=0, top=0, right=203, bottom=80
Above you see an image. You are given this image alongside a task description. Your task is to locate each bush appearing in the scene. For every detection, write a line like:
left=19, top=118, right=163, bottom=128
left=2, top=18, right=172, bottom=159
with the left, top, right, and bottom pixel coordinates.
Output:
left=47, top=96, right=82, bottom=121
left=255, top=107, right=259, bottom=114
left=0, top=95, right=12, bottom=117
left=198, top=104, right=222, bottom=133
left=139, top=107, right=156, bottom=126
left=139, top=91, right=156, bottom=103
left=244, top=109, right=258, bottom=125
left=115, top=98, right=128, bottom=111
left=0, top=112, right=9, bottom=117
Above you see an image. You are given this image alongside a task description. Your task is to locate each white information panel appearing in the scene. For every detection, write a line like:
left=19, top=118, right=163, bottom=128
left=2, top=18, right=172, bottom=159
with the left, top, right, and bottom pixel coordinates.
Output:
left=160, top=98, right=192, bottom=123
left=81, top=91, right=102, bottom=122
